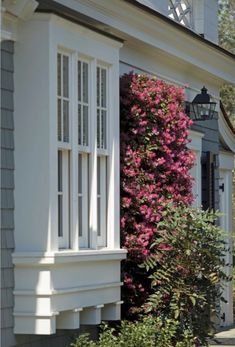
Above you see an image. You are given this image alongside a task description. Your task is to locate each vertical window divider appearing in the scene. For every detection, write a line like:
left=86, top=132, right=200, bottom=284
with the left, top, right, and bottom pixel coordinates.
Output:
left=57, top=51, right=71, bottom=249
left=99, top=156, right=107, bottom=247
left=89, top=58, right=98, bottom=249
left=99, top=67, right=102, bottom=146
left=106, top=64, right=119, bottom=249
left=60, top=53, right=64, bottom=142
left=70, top=52, right=79, bottom=250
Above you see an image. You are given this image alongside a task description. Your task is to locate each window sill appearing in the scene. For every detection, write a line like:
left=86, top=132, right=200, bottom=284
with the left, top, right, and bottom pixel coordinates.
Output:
left=12, top=248, right=127, bottom=265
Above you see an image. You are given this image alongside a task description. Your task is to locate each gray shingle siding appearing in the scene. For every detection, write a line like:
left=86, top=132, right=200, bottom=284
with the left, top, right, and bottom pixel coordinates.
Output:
left=1, top=110, right=14, bottom=130
left=1, top=40, right=15, bottom=347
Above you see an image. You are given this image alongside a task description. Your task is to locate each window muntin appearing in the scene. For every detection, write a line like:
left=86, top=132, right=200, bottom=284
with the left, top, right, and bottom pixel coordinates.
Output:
left=57, top=150, right=70, bottom=249
left=97, top=65, right=108, bottom=247
left=57, top=53, right=70, bottom=143
left=97, top=66, right=108, bottom=151
left=78, top=153, right=89, bottom=248
left=78, top=60, right=89, bottom=148
left=97, top=156, right=107, bottom=247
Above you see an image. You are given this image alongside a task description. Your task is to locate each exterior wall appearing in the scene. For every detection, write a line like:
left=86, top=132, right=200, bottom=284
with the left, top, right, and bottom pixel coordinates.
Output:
left=119, top=47, right=220, bottom=211
left=192, top=119, right=220, bottom=211
left=0, top=40, right=96, bottom=347
left=1, top=40, right=15, bottom=347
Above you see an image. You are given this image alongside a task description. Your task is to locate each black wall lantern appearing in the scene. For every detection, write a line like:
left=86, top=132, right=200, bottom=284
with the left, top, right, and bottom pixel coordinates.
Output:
left=186, top=86, right=217, bottom=121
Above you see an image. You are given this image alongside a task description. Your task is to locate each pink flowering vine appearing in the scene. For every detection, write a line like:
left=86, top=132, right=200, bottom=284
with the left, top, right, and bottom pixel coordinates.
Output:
left=120, top=73, right=195, bottom=317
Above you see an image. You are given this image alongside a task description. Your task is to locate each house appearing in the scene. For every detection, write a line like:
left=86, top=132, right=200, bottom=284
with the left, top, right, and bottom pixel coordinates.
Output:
left=1, top=0, right=235, bottom=346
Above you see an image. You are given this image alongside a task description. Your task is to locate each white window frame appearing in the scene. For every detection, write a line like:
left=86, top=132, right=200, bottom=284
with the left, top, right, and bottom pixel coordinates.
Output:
left=97, top=63, right=109, bottom=247
left=97, top=155, right=107, bottom=247
left=77, top=56, right=92, bottom=248
left=57, top=149, right=70, bottom=248
left=97, top=64, right=109, bottom=155
left=56, top=45, right=115, bottom=250
left=57, top=51, right=72, bottom=147
left=57, top=50, right=72, bottom=249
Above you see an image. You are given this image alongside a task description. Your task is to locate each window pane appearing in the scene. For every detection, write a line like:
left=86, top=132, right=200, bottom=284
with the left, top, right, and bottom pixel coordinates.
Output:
left=78, top=104, right=82, bottom=145
left=97, top=109, right=100, bottom=148
left=63, top=100, right=69, bottom=142
left=63, top=55, right=69, bottom=98
left=58, top=195, right=63, bottom=237
left=83, top=105, right=88, bottom=146
left=97, top=156, right=100, bottom=195
left=97, top=197, right=101, bottom=236
left=57, top=53, right=61, bottom=96
left=58, top=150, right=62, bottom=192
left=78, top=196, right=83, bottom=237
left=78, top=61, right=81, bottom=102
left=78, top=154, right=82, bottom=194
left=97, top=67, right=100, bottom=106
left=101, top=110, right=107, bottom=149
left=57, top=99, right=62, bottom=141
left=83, top=62, right=88, bottom=104
left=101, top=68, right=107, bottom=108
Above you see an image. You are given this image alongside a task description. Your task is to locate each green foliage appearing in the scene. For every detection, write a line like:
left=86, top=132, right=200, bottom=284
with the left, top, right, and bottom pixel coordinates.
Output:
left=218, top=0, right=235, bottom=124
left=70, top=316, right=196, bottom=347
left=218, top=0, right=235, bottom=54
left=71, top=206, right=229, bottom=346
left=220, top=84, right=235, bottom=125
left=142, top=204, right=230, bottom=346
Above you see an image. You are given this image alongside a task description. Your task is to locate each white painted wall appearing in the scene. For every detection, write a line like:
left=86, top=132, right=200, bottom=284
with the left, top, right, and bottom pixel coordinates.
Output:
left=14, top=18, right=51, bottom=252
left=119, top=43, right=221, bottom=107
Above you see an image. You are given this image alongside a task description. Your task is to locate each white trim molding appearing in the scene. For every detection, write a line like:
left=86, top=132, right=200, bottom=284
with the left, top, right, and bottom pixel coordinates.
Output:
left=12, top=250, right=126, bottom=334
left=188, top=130, right=204, bottom=207
left=1, top=0, right=38, bottom=41
left=54, top=0, right=235, bottom=85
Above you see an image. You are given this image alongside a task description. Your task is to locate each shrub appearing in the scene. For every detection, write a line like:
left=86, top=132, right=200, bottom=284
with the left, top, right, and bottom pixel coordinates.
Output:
left=142, top=204, right=229, bottom=346
left=70, top=316, right=196, bottom=347
left=119, top=73, right=230, bottom=344
left=120, top=73, right=195, bottom=317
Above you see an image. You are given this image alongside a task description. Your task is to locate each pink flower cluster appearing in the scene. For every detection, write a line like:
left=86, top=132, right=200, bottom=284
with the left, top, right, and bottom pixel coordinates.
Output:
left=120, top=73, right=195, bottom=316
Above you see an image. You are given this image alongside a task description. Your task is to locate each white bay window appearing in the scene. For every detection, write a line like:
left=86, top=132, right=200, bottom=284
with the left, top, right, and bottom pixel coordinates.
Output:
left=13, top=14, right=126, bottom=334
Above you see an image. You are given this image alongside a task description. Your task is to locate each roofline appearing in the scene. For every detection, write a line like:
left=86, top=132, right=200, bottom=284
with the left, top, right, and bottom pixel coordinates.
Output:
left=36, top=0, right=124, bottom=43
left=37, top=0, right=235, bottom=62
left=124, top=0, right=235, bottom=61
